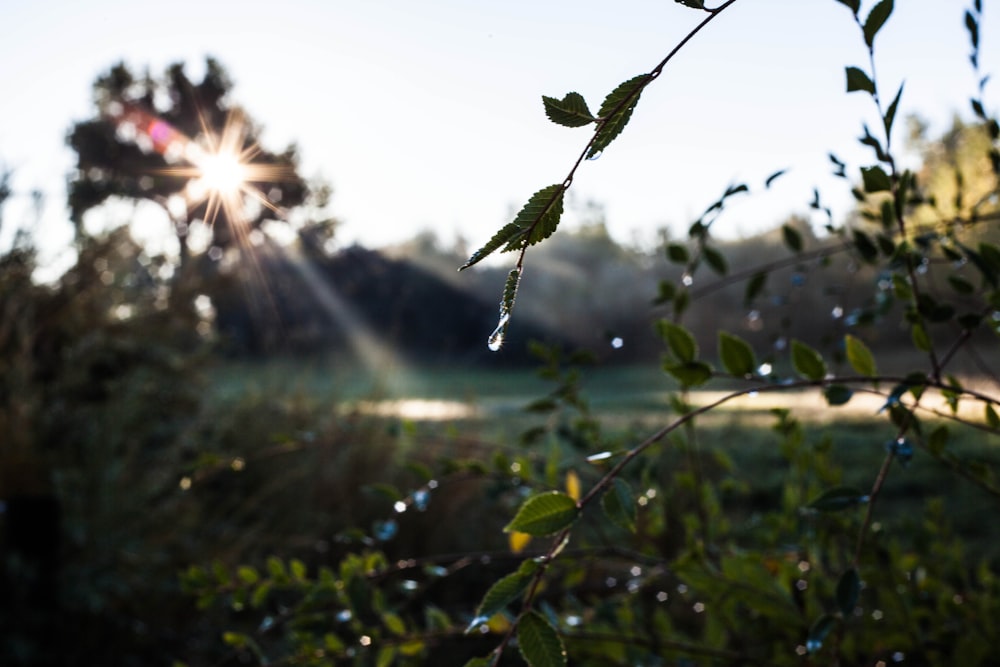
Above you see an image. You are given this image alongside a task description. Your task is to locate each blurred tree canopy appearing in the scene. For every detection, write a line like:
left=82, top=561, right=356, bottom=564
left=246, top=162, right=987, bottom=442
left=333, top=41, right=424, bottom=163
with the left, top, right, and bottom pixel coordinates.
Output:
left=66, top=57, right=310, bottom=267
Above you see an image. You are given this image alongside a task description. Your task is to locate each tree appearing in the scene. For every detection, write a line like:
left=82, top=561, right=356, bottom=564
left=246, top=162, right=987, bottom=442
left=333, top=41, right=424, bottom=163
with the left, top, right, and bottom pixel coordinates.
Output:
left=67, top=58, right=309, bottom=268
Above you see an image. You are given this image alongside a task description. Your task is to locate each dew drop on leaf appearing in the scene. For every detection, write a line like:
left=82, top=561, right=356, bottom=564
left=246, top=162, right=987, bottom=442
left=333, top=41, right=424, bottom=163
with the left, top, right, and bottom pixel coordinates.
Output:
left=587, top=150, right=603, bottom=161
left=681, top=272, right=694, bottom=286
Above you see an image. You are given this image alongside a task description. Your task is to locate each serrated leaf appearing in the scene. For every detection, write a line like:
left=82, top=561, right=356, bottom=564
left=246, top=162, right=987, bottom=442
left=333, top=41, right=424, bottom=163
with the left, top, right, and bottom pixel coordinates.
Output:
left=863, top=0, right=894, bottom=48
left=824, top=385, right=854, bottom=406
left=861, top=166, right=892, bottom=193
left=504, top=491, right=578, bottom=536
left=836, top=568, right=861, bottom=615
left=472, top=566, right=538, bottom=626
left=657, top=320, right=697, bottom=363
left=461, top=185, right=564, bottom=269
left=845, top=66, right=875, bottom=95
left=808, top=486, right=867, bottom=512
left=542, top=92, right=596, bottom=128
left=601, top=478, right=637, bottom=532
left=782, top=224, right=803, bottom=252
left=589, top=74, right=646, bottom=158
left=664, top=361, right=713, bottom=387
left=718, top=331, right=755, bottom=377
left=791, top=339, right=827, bottom=381
left=518, top=611, right=567, bottom=667
left=845, top=334, right=877, bottom=376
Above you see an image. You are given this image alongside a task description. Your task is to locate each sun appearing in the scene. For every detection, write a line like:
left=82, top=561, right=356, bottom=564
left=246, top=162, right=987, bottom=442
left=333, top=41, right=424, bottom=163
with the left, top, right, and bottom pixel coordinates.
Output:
left=195, top=149, right=248, bottom=198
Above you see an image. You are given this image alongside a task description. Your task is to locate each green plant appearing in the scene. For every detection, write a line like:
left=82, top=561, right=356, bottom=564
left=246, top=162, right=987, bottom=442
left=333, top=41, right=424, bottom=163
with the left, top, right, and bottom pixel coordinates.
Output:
left=181, top=1, right=1000, bottom=666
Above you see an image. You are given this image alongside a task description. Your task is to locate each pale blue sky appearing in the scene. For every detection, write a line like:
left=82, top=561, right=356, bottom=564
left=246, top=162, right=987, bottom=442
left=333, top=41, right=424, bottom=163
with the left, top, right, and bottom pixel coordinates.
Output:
left=0, top=0, right=995, bottom=272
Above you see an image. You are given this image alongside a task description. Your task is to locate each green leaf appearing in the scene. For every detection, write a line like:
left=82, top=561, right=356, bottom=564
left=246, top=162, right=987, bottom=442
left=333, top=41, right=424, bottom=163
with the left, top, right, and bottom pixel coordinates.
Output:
left=791, top=339, right=827, bottom=381
left=845, top=334, right=877, bottom=376
left=986, top=404, right=1000, bottom=430
left=863, top=0, right=894, bottom=48
left=845, top=66, right=875, bottom=95
left=376, top=647, right=396, bottom=667
left=782, top=224, right=803, bottom=252
left=504, top=491, right=578, bottom=537
left=948, top=274, right=975, bottom=294
left=852, top=229, right=879, bottom=263
left=657, top=320, right=697, bottom=363
left=666, top=243, right=689, bottom=264
left=883, top=83, right=904, bottom=138
left=488, top=267, right=521, bottom=351
left=383, top=611, right=407, bottom=636
left=542, top=92, right=596, bottom=128
left=675, top=0, right=705, bottom=7
left=601, top=478, right=637, bottom=532
left=718, top=331, right=755, bottom=377
left=745, top=271, right=767, bottom=305
left=808, top=486, right=867, bottom=512
left=765, top=169, right=787, bottom=188
left=664, top=361, right=713, bottom=387
left=824, top=385, right=854, bottom=406
left=462, top=659, right=493, bottom=667
left=518, top=611, right=567, bottom=667
left=471, top=564, right=540, bottom=628
left=861, top=166, right=892, bottom=193
left=237, top=565, right=260, bottom=585
left=589, top=75, right=646, bottom=158
left=703, top=246, right=728, bottom=275
left=836, top=0, right=860, bottom=14
left=911, top=323, right=931, bottom=352
left=461, top=184, right=564, bottom=269
left=836, top=569, right=861, bottom=616
left=807, top=614, right=837, bottom=652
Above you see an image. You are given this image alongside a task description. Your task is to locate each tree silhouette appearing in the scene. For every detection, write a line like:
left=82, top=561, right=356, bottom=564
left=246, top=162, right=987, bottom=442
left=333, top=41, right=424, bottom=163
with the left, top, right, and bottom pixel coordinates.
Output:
left=67, top=58, right=309, bottom=268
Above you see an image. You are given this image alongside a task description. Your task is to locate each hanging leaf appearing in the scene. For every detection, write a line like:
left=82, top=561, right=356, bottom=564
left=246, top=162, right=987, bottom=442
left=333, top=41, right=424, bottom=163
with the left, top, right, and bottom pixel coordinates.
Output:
left=745, top=271, right=768, bottom=305
left=836, top=568, right=861, bottom=615
left=703, top=245, right=728, bottom=275
left=470, top=562, right=540, bottom=630
left=517, top=611, right=567, bottom=667
left=845, top=66, right=876, bottom=95
left=542, top=92, right=596, bottom=128
left=601, top=478, right=637, bottom=532
left=845, top=334, right=877, bottom=377
left=986, top=404, right=1000, bottom=430
left=461, top=184, right=564, bottom=269
left=782, top=224, right=804, bottom=253
left=791, top=339, right=827, bottom=381
left=488, top=268, right=521, bottom=352
left=835, top=0, right=860, bottom=14
left=718, top=331, right=755, bottom=377
left=863, top=0, right=894, bottom=48
left=657, top=320, right=697, bottom=363
left=589, top=74, right=647, bottom=158
left=504, top=491, right=579, bottom=536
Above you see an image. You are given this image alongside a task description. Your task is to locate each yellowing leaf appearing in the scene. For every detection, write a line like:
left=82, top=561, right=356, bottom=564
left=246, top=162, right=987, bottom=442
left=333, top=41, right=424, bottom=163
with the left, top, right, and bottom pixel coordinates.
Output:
left=509, top=531, right=532, bottom=554
left=565, top=470, right=581, bottom=501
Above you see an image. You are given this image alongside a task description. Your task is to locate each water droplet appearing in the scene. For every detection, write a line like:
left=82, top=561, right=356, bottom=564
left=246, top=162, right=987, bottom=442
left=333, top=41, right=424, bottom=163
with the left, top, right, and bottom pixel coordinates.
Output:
left=796, top=579, right=808, bottom=591
left=681, top=272, right=694, bottom=287
left=393, top=501, right=407, bottom=513
left=374, top=519, right=398, bottom=541
left=565, top=615, right=582, bottom=627
left=693, top=601, right=706, bottom=613
left=748, top=390, right=759, bottom=398
left=872, top=609, right=884, bottom=620
left=757, top=362, right=773, bottom=376
left=401, top=579, right=419, bottom=591
left=831, top=305, right=844, bottom=319
left=487, top=312, right=510, bottom=351
left=336, top=609, right=353, bottom=622
left=259, top=616, right=275, bottom=632
left=610, top=336, right=624, bottom=349
left=587, top=150, right=603, bottom=161
left=745, top=309, right=763, bottom=331
left=806, top=639, right=823, bottom=653
left=586, top=451, right=613, bottom=462
left=606, top=577, right=617, bottom=588
left=892, top=652, right=905, bottom=663
left=627, top=579, right=641, bottom=594
left=428, top=479, right=439, bottom=489
left=774, top=337, right=787, bottom=351
left=466, top=615, right=490, bottom=633
left=630, top=566, right=643, bottom=577
left=656, top=591, right=668, bottom=602
left=413, top=489, right=430, bottom=511
left=676, top=583, right=688, bottom=594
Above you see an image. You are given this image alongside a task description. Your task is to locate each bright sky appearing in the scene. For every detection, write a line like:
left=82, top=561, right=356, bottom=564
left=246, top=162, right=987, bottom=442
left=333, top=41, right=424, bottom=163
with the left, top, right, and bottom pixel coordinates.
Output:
left=0, top=0, right=995, bottom=273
